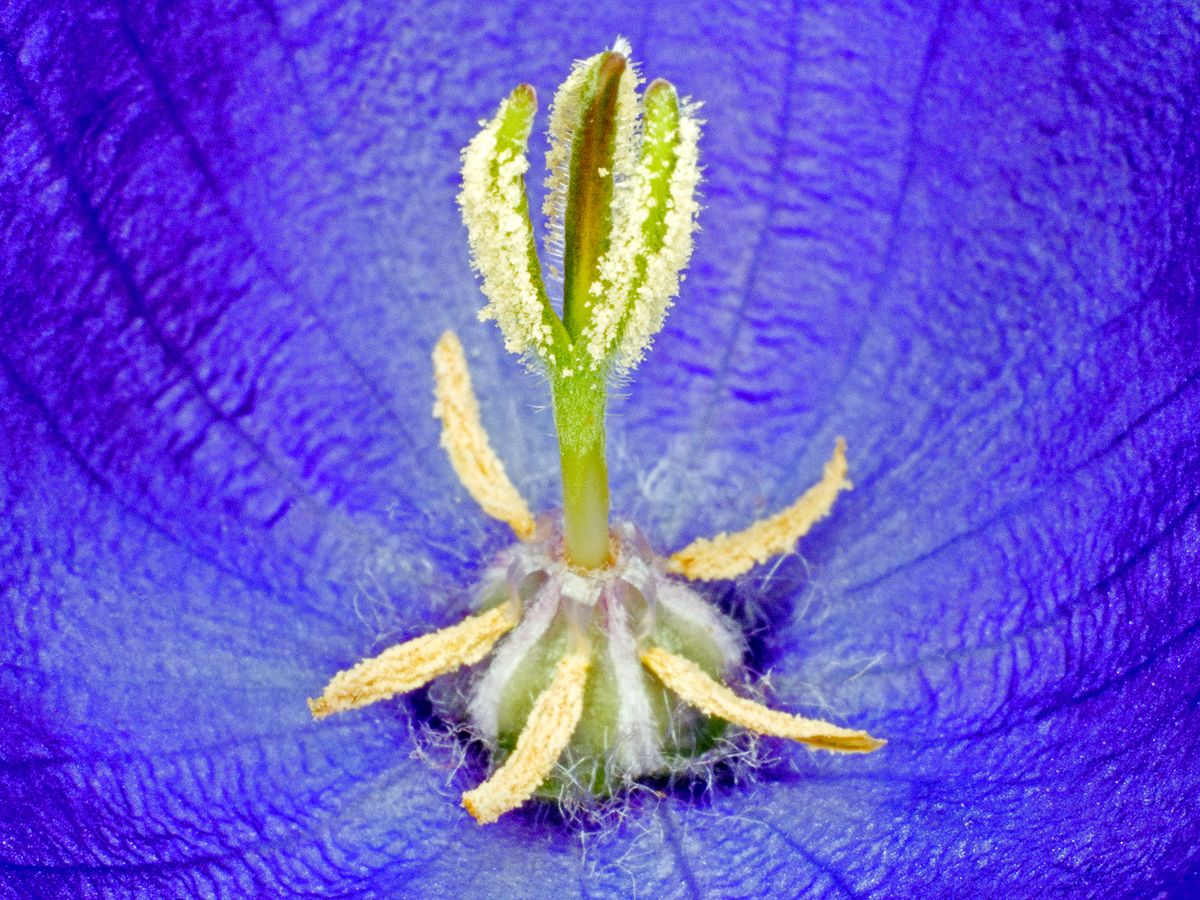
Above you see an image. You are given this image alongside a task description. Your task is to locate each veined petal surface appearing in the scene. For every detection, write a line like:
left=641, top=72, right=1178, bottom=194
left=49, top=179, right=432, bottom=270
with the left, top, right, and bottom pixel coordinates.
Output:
left=1, top=1, right=1198, bottom=896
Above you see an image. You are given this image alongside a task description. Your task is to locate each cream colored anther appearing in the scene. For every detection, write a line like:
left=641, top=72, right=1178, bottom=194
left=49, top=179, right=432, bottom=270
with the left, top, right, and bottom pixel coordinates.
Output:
left=432, top=330, right=536, bottom=539
left=668, top=438, right=851, bottom=581
left=308, top=602, right=519, bottom=720
left=641, top=646, right=883, bottom=753
left=462, top=643, right=591, bottom=824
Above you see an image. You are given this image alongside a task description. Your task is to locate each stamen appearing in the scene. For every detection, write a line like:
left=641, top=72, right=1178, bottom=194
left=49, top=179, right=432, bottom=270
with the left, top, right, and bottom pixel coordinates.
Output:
left=432, top=330, right=537, bottom=540
left=640, top=646, right=884, bottom=753
left=462, top=644, right=591, bottom=824
left=668, top=438, right=851, bottom=580
left=308, top=602, right=519, bottom=720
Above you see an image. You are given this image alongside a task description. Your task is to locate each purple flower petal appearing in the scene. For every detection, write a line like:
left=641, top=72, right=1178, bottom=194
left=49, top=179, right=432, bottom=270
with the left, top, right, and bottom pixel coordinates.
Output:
left=2, top=0, right=1198, bottom=895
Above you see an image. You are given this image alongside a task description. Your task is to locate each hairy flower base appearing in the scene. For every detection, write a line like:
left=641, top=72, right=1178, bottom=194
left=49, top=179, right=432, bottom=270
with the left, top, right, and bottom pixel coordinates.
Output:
left=461, top=522, right=746, bottom=797
left=310, top=522, right=883, bottom=824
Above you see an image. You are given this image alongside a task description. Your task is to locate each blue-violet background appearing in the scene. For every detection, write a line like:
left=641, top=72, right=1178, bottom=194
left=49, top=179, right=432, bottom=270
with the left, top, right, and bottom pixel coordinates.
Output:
left=2, top=0, right=1198, bottom=897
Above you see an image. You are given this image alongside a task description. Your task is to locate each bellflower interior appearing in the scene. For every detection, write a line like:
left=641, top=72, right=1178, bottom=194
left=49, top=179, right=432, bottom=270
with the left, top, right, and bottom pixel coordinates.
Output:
left=2, top=1, right=1198, bottom=896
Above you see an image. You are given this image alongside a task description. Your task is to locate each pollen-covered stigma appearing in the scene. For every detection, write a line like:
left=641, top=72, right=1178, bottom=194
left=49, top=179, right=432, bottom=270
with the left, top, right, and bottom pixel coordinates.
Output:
left=309, top=39, right=883, bottom=825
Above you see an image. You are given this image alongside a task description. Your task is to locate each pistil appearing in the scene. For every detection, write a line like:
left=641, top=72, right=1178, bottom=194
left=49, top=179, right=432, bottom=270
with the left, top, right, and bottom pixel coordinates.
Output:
left=310, top=39, right=884, bottom=827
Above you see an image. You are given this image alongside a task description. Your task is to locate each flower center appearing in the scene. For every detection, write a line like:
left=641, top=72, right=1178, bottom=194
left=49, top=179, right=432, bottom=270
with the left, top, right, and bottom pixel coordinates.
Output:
left=448, top=521, right=743, bottom=798
left=309, top=328, right=880, bottom=824
left=309, top=40, right=883, bottom=827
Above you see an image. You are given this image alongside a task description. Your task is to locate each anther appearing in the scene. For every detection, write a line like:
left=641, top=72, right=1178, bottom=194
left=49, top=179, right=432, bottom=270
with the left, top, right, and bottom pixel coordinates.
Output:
left=308, top=601, right=520, bottom=720
left=432, top=330, right=537, bottom=540
left=641, top=646, right=883, bottom=752
left=668, top=438, right=852, bottom=581
left=462, top=643, right=591, bottom=824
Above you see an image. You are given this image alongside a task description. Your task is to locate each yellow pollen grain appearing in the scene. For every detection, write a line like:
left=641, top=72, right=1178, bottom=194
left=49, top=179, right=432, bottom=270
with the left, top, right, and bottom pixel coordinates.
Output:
left=461, top=644, right=591, bottom=824
left=308, top=602, right=519, bottom=720
left=432, top=330, right=536, bottom=540
left=640, top=646, right=884, bottom=753
left=668, top=437, right=851, bottom=581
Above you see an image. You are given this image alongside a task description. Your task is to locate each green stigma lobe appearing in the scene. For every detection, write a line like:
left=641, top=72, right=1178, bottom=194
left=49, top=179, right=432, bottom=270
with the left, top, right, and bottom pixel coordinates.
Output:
left=562, top=51, right=626, bottom=341
left=493, top=85, right=571, bottom=361
left=636, top=80, right=681, bottom=256
left=612, top=78, right=681, bottom=351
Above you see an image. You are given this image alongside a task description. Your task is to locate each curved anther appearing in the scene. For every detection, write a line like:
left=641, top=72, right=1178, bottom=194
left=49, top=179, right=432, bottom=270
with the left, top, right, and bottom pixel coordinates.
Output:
left=640, top=646, right=884, bottom=753
left=462, top=643, right=591, bottom=824
left=432, top=330, right=537, bottom=539
left=308, top=602, right=519, bottom=720
left=668, top=438, right=851, bottom=581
